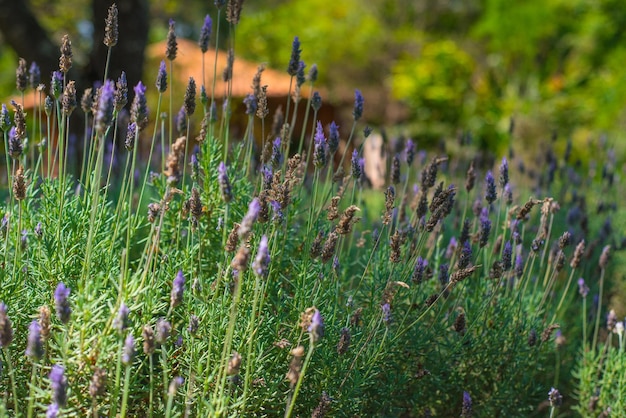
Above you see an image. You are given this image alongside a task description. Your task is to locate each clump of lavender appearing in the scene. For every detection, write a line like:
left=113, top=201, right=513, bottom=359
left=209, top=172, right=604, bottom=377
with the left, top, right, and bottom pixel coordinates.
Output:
left=54, top=283, right=71, bottom=324
left=171, top=270, right=185, bottom=308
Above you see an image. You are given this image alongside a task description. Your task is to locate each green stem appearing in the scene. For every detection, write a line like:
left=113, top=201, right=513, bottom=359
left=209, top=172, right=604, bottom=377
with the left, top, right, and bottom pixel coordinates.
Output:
left=284, top=342, right=315, bottom=418
left=120, top=365, right=132, bottom=417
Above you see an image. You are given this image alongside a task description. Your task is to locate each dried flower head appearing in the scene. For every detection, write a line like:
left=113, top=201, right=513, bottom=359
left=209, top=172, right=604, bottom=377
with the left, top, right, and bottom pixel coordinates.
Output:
left=321, top=232, right=339, bottom=263
left=337, top=327, right=351, bottom=355
left=142, top=324, right=155, bottom=354
left=308, top=308, right=324, bottom=343
left=114, top=71, right=128, bottom=112
left=16, top=58, right=28, bottom=92
left=286, top=345, right=304, bottom=387
left=570, top=240, right=585, bottom=269
left=59, top=34, right=73, bottom=73
left=226, top=0, right=244, bottom=24
left=311, top=392, right=332, bottom=418
left=89, top=367, right=107, bottom=399
left=13, top=165, right=26, bottom=201
left=39, top=305, right=51, bottom=342
left=104, top=3, right=118, bottom=47
left=599, top=245, right=611, bottom=269
left=548, top=387, right=563, bottom=407
left=12, top=101, right=26, bottom=141
left=156, top=318, right=171, bottom=345
left=231, top=244, right=251, bottom=274
left=166, top=19, right=178, bottom=61
left=223, top=48, right=234, bottom=82
left=61, top=80, right=77, bottom=116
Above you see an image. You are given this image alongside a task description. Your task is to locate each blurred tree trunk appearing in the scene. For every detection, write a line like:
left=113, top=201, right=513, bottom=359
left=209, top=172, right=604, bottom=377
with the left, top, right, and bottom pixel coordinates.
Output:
left=0, top=0, right=149, bottom=93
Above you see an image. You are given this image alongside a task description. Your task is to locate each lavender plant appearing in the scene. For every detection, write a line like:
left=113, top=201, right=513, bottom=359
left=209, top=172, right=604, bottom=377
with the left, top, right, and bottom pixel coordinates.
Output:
left=0, top=3, right=623, bottom=418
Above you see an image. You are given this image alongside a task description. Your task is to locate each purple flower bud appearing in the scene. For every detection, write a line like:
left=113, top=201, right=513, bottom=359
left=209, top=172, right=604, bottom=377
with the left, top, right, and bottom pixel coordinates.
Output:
left=125, top=122, right=137, bottom=151
left=156, top=318, right=171, bottom=345
left=308, top=64, right=318, bottom=83
left=243, top=93, right=257, bottom=115
left=405, top=139, right=415, bottom=165
left=461, top=391, right=472, bottom=418
left=296, top=60, right=306, bottom=87
left=311, top=91, right=322, bottom=111
left=485, top=171, right=497, bottom=204
left=95, top=80, right=115, bottom=135
left=504, top=183, right=513, bottom=205
left=352, top=89, right=364, bottom=121
left=479, top=209, right=491, bottom=248
left=198, top=15, right=212, bottom=53
left=502, top=241, right=512, bottom=271
left=458, top=241, right=472, bottom=269
left=176, top=105, right=187, bottom=136
left=252, top=235, right=270, bottom=277
left=351, top=149, right=362, bottom=180
left=50, top=71, right=63, bottom=99
left=412, top=256, right=427, bottom=284
left=218, top=162, right=233, bottom=203
left=382, top=303, right=392, bottom=325
left=171, top=270, right=185, bottom=308
left=122, top=333, right=135, bottom=365
left=46, top=403, right=59, bottom=418
left=515, top=253, right=524, bottom=279
left=499, top=157, right=509, bottom=188
left=287, top=36, right=301, bottom=76
left=49, top=365, right=67, bottom=407
left=114, top=71, right=128, bottom=112
left=313, top=121, right=327, bottom=168
left=328, top=121, right=339, bottom=154
left=184, top=77, right=196, bottom=116
left=445, top=237, right=457, bottom=259
left=578, top=278, right=589, bottom=298
left=156, top=60, right=167, bottom=93
left=308, top=309, right=324, bottom=343
left=238, top=198, right=261, bottom=239
left=438, top=263, right=449, bottom=287
left=113, top=303, right=130, bottom=333
left=0, top=104, right=11, bottom=132
left=54, top=282, right=71, bottom=324
left=270, top=200, right=284, bottom=223
left=130, top=81, right=148, bottom=130
left=26, top=319, right=44, bottom=361
left=35, top=222, right=43, bottom=239
left=271, top=137, right=282, bottom=167
left=29, top=61, right=41, bottom=89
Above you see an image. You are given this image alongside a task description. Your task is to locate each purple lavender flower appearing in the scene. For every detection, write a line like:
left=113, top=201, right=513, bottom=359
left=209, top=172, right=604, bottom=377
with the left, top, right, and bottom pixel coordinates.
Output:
left=352, top=89, right=364, bottom=121
left=156, top=60, right=167, bottom=93
left=308, top=309, right=324, bottom=343
left=270, top=200, right=284, bottom=223
left=262, top=165, right=273, bottom=190
left=130, top=81, right=148, bottom=130
left=46, top=403, right=59, bottom=418
left=485, top=171, right=497, bottom=204
left=499, top=157, right=509, bottom=188
left=296, top=60, right=306, bottom=87
left=504, top=183, right=513, bottom=205
left=166, top=19, right=178, bottom=61
left=0, top=104, right=10, bottom=131
left=445, top=237, right=458, bottom=259
left=405, top=139, right=415, bottom=165
left=548, top=387, right=562, bottom=407
left=0, top=303, right=13, bottom=347
left=125, top=122, right=137, bottom=151
left=176, top=105, right=187, bottom=135
left=382, top=303, right=392, bottom=325
left=412, top=256, right=427, bottom=284
left=238, top=198, right=261, bottom=239
left=287, top=36, right=301, bottom=76
left=308, top=64, right=318, bottom=83
left=26, top=319, right=44, bottom=361
left=49, top=365, right=67, bottom=407
left=114, top=71, right=128, bottom=112
left=198, top=15, right=212, bottom=53
left=311, top=91, right=322, bottom=111
left=515, top=253, right=524, bottom=279
left=243, top=93, right=256, bottom=115
left=332, top=255, right=340, bottom=272
left=313, top=121, right=327, bottom=168
left=54, top=282, right=71, bottom=324
left=7, top=127, right=22, bottom=159
left=218, top=162, right=233, bottom=203
left=502, top=241, right=512, bottom=271
left=95, top=80, right=115, bottom=135
left=113, top=303, right=130, bottom=333
left=328, top=121, right=339, bottom=154
left=252, top=235, right=270, bottom=277
left=479, top=208, right=491, bottom=248
left=271, top=137, right=282, bottom=167
left=184, top=77, right=196, bottom=116
left=171, top=270, right=185, bottom=308
left=461, top=391, right=472, bottom=418
left=122, top=333, right=135, bottom=366
left=578, top=278, right=589, bottom=298
left=50, top=71, right=63, bottom=99
left=351, top=149, right=362, bottom=180
left=29, top=61, right=41, bottom=89
left=438, top=263, right=449, bottom=287
left=156, top=318, right=171, bottom=345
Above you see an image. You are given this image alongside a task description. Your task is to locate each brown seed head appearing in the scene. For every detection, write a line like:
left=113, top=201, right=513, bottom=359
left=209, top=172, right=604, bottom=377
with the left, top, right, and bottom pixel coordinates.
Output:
left=570, top=239, right=585, bottom=269
left=59, top=34, right=73, bottom=73
left=13, top=165, right=26, bottom=201
left=104, top=4, right=119, bottom=47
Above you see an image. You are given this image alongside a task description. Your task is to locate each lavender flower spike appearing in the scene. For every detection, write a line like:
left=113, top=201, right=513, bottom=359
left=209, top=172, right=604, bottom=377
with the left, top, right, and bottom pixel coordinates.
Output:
left=485, top=171, right=497, bottom=204
left=54, top=282, right=71, bottom=324
left=351, top=149, right=362, bottom=180
left=156, top=60, right=167, bottom=93
left=287, top=36, right=301, bottom=76
left=113, top=303, right=130, bottom=333
left=122, top=333, right=135, bottom=366
left=95, top=80, right=115, bottom=135
left=252, top=235, right=271, bottom=277
left=238, top=198, right=261, bottom=239
left=171, top=270, right=185, bottom=308
left=26, top=320, right=44, bottom=360
left=198, top=15, right=212, bottom=53
left=218, top=162, right=233, bottom=203
left=313, top=121, right=327, bottom=169
left=352, top=89, right=364, bottom=121
left=49, top=365, right=67, bottom=407
left=308, top=308, right=324, bottom=343
left=461, top=391, right=472, bottom=418
left=46, top=403, right=59, bottom=418
left=130, top=81, right=148, bottom=130
left=328, top=121, right=339, bottom=154
left=156, top=318, right=171, bottom=345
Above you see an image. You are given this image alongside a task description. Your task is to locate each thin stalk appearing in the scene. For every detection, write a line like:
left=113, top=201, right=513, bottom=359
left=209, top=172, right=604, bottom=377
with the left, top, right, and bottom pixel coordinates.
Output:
left=120, top=364, right=132, bottom=417
left=109, top=340, right=124, bottom=418
left=26, top=362, right=37, bottom=418
left=592, top=267, right=607, bottom=352
left=284, top=342, right=315, bottom=418
left=3, top=349, right=19, bottom=416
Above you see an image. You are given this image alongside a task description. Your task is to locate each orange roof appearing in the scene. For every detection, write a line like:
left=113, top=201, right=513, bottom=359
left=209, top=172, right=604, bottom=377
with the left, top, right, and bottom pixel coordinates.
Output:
left=147, top=38, right=310, bottom=99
